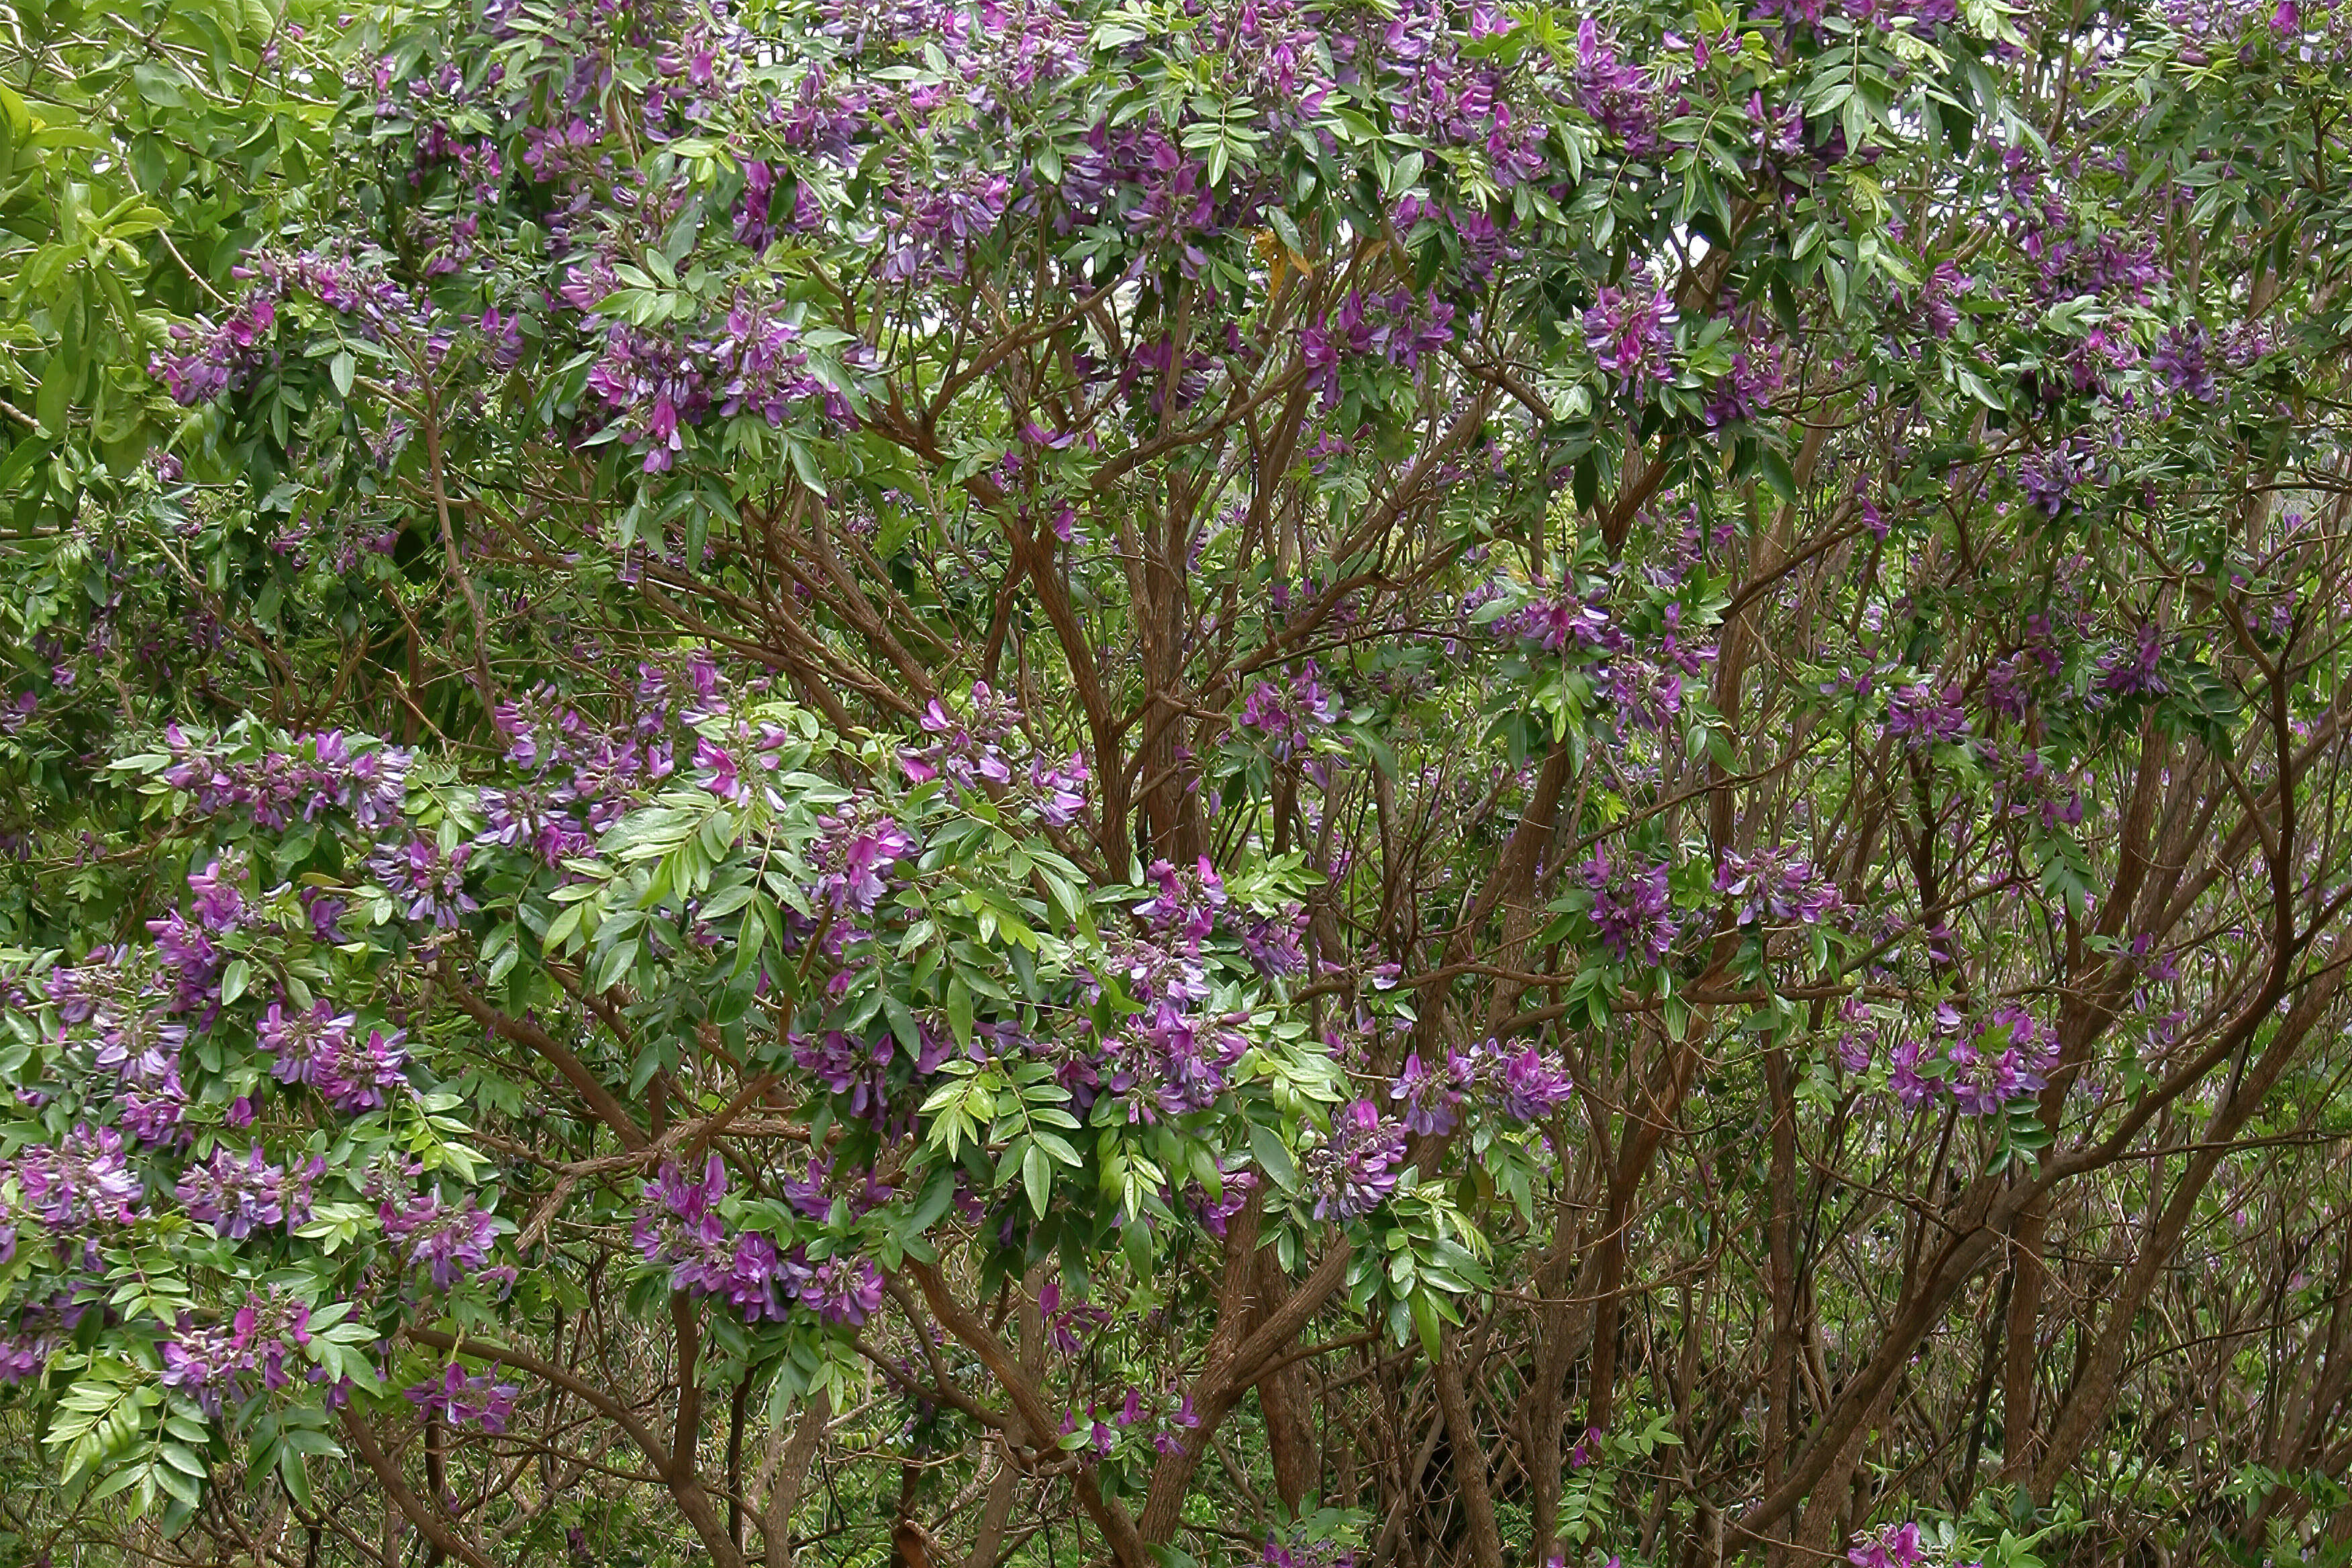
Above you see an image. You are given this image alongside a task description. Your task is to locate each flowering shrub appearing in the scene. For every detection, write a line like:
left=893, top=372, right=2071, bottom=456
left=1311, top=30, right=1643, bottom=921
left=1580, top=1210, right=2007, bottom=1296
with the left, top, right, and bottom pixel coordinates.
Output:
left=2, top=0, right=2352, bottom=1563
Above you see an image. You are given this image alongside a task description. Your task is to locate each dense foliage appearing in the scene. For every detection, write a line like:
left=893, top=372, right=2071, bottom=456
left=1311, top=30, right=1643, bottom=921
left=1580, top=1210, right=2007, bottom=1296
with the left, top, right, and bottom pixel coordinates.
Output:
left=4, top=0, right=2352, bottom=1564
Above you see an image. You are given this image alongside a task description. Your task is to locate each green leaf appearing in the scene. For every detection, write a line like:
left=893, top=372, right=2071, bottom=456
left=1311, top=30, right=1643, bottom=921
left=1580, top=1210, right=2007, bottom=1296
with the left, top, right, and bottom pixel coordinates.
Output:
left=946, top=971, right=975, bottom=1047
left=1022, top=1140, right=1052, bottom=1218
left=1248, top=1120, right=1299, bottom=1191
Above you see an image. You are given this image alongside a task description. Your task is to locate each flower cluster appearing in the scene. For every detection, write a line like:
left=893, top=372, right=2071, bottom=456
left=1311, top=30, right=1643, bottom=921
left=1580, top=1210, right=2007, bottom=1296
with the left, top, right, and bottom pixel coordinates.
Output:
left=579, top=297, right=850, bottom=473
left=1108, top=1380, right=1204, bottom=1457
left=1889, top=1003, right=2059, bottom=1115
left=2017, top=440, right=2095, bottom=517
left=150, top=290, right=280, bottom=405
left=691, top=721, right=796, bottom=810
left=158, top=1290, right=315, bottom=1416
left=175, top=1146, right=322, bottom=1240
left=1581, top=852, right=1678, bottom=966
left=1265, top=1532, right=1359, bottom=1568
left=1704, top=313, right=1785, bottom=427
left=902, top=684, right=1093, bottom=830
left=0, top=1295, right=85, bottom=1385
left=380, top=1191, right=505, bottom=1291
left=53, top=949, right=195, bottom=1146
left=492, top=673, right=681, bottom=834
left=367, top=836, right=478, bottom=928
left=1302, top=1099, right=1408, bottom=1220
left=632, top=1157, right=884, bottom=1327
left=1390, top=1036, right=1576, bottom=1135
left=258, top=1002, right=411, bottom=1114
left=150, top=246, right=452, bottom=409
left=1238, top=661, right=1341, bottom=761
left=12, top=1126, right=144, bottom=1236
left=1885, top=683, right=1970, bottom=748
left=810, top=801, right=915, bottom=915
left=795, top=1028, right=900, bottom=1123
left=405, top=1363, right=522, bottom=1432
left=1300, top=289, right=1459, bottom=406
left=2094, top=622, right=2167, bottom=699
left=1234, top=902, right=1310, bottom=979
left=160, top=726, right=411, bottom=832
left=1584, top=285, right=1676, bottom=393
left=1038, top=1278, right=1114, bottom=1355
left=2151, top=321, right=2218, bottom=403
left=1847, top=1522, right=1928, bottom=1568
left=1569, top=17, right=1665, bottom=156
left=1945, top=1004, right=2061, bottom=1116
left=1080, top=858, right=1265, bottom=1123
left=1714, top=848, right=1843, bottom=926
left=1491, top=581, right=1616, bottom=654
left=734, top=159, right=824, bottom=253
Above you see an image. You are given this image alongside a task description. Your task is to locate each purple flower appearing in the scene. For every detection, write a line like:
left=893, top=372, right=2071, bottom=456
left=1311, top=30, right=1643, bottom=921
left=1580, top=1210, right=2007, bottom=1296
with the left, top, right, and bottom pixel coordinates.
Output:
left=2151, top=321, right=2217, bottom=402
left=1494, top=1044, right=1576, bottom=1122
left=1240, top=663, right=1341, bottom=761
left=1714, top=848, right=1843, bottom=926
left=793, top=1030, right=895, bottom=1120
left=160, top=727, right=409, bottom=831
left=1236, top=903, right=1310, bottom=978
left=235, top=1287, right=314, bottom=1391
left=367, top=836, right=477, bottom=928
left=1848, top=1522, right=1928, bottom=1568
left=1132, top=856, right=1228, bottom=947
left=1298, top=287, right=1458, bottom=405
left=121, top=1073, right=189, bottom=1146
left=313, top=1028, right=411, bottom=1114
left=381, top=1191, right=501, bottom=1290
left=144, top=910, right=222, bottom=1012
left=1391, top=1050, right=1462, bottom=1136
left=1101, top=1001, right=1252, bottom=1122
left=1570, top=1423, right=1603, bottom=1466
left=1025, top=751, right=1091, bottom=827
left=405, top=1362, right=522, bottom=1432
left=1885, top=683, right=1970, bottom=748
left=1704, top=325, right=1784, bottom=427
left=1491, top=581, right=1618, bottom=654
left=2095, top=622, right=2167, bottom=698
left=812, top=803, right=914, bottom=914
left=150, top=291, right=280, bottom=405
left=1888, top=260, right=1968, bottom=344
left=1181, top=1166, right=1258, bottom=1238
left=1835, top=998, right=1879, bottom=1073
left=797, top=1255, right=884, bottom=1326
left=1302, top=1099, right=1406, bottom=1221
left=1888, top=1036, right=1935, bottom=1108
left=1404, top=1038, right=1576, bottom=1128
left=634, top=1156, right=812, bottom=1320
left=2017, top=442, right=2092, bottom=517
left=258, top=999, right=356, bottom=1087
left=1582, top=853, right=1678, bottom=965
left=0, top=1294, right=85, bottom=1384
left=1945, top=1004, right=2058, bottom=1116
left=160, top=1316, right=253, bottom=1416
left=1264, top=1532, right=1357, bottom=1568
left=185, top=857, right=247, bottom=933
left=476, top=785, right=595, bottom=866
left=1571, top=17, right=1664, bottom=156
left=15, top=1125, right=143, bottom=1232
left=176, top=1146, right=322, bottom=1240
left=905, top=683, right=1020, bottom=791
left=1583, top=285, right=1675, bottom=393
